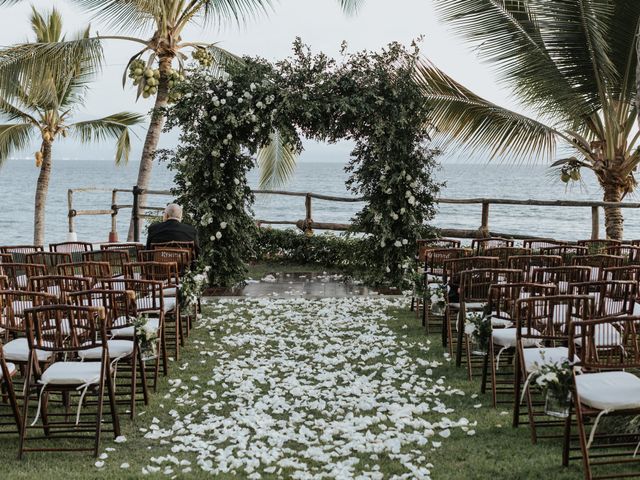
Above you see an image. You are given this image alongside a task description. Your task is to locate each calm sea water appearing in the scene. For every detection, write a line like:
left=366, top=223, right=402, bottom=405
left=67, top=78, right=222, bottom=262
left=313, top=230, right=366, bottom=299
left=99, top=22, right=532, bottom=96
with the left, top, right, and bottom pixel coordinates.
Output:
left=0, top=158, right=638, bottom=245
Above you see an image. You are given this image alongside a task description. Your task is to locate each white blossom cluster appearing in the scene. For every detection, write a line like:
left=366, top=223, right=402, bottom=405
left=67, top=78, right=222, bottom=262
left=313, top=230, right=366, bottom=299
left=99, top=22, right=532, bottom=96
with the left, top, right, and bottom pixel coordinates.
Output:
left=139, top=297, right=474, bottom=479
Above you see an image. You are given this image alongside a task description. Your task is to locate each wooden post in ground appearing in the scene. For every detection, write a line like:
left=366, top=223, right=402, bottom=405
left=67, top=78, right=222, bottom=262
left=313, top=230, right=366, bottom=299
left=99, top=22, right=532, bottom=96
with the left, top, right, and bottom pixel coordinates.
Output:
left=591, top=206, right=600, bottom=240
left=478, top=201, right=490, bottom=238
left=304, top=193, right=313, bottom=236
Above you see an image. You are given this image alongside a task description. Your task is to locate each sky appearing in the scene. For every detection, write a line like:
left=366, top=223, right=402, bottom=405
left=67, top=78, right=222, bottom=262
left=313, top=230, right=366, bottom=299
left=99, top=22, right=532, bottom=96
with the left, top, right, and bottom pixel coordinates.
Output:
left=0, top=0, right=518, bottom=162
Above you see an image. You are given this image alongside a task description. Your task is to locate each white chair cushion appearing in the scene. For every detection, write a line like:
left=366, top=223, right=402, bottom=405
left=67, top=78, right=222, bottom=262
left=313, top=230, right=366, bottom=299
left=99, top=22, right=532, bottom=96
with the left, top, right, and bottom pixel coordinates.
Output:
left=3, top=338, right=53, bottom=362
left=40, top=362, right=103, bottom=386
left=0, top=362, right=16, bottom=379
left=426, top=274, right=442, bottom=282
left=522, top=347, right=570, bottom=373
left=576, top=371, right=640, bottom=411
left=78, top=340, right=134, bottom=361
left=573, top=322, right=622, bottom=347
left=492, top=328, right=540, bottom=348
left=490, top=311, right=512, bottom=328
left=163, top=297, right=176, bottom=313
left=111, top=317, right=160, bottom=338
left=449, top=302, right=484, bottom=310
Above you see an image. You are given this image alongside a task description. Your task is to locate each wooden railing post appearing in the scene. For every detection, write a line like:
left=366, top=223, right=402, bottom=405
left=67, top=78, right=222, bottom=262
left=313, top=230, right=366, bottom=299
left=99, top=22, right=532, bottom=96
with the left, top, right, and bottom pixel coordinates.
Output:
left=304, top=193, right=313, bottom=236
left=479, top=201, right=490, bottom=238
left=591, top=206, right=600, bottom=240
left=67, top=189, right=77, bottom=241
left=132, top=186, right=141, bottom=243
left=109, top=189, right=119, bottom=243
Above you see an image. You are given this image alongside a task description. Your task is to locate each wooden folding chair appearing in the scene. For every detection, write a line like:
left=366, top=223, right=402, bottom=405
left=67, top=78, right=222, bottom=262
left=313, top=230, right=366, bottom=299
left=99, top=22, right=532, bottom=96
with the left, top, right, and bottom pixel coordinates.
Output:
left=576, top=239, right=622, bottom=254
left=471, top=237, right=515, bottom=255
left=522, top=239, right=565, bottom=252
left=569, top=280, right=637, bottom=317
left=572, top=254, right=624, bottom=281
left=18, top=305, right=120, bottom=458
left=0, top=246, right=44, bottom=264
left=56, top=262, right=111, bottom=282
left=0, top=263, right=46, bottom=290
left=508, top=255, right=564, bottom=280
left=68, top=289, right=147, bottom=417
left=532, top=266, right=592, bottom=294
left=0, top=253, right=13, bottom=263
left=600, top=265, right=640, bottom=282
left=0, top=342, right=21, bottom=434
left=604, top=245, right=640, bottom=265
left=29, top=275, right=91, bottom=303
left=484, top=247, right=532, bottom=267
left=513, top=294, right=594, bottom=443
left=483, top=282, right=558, bottom=407
left=442, top=256, right=500, bottom=351
left=96, top=278, right=167, bottom=383
left=82, top=250, right=130, bottom=277
left=49, top=241, right=94, bottom=263
left=564, top=315, right=640, bottom=480
left=540, top=245, right=589, bottom=263
left=25, top=252, right=73, bottom=275
left=455, top=268, right=525, bottom=372
left=100, top=242, right=144, bottom=262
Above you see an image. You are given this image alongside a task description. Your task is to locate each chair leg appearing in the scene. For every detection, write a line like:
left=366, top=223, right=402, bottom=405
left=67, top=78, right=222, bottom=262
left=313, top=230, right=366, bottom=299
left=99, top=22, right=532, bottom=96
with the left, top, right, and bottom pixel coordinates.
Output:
left=562, top=405, right=573, bottom=467
left=160, top=317, right=168, bottom=376
left=455, top=310, right=465, bottom=367
left=465, top=336, right=473, bottom=381
left=512, top=354, right=521, bottom=428
left=129, top=354, right=137, bottom=419
left=575, top=404, right=593, bottom=480
left=525, top=386, right=538, bottom=444
left=481, top=344, right=490, bottom=395
left=94, top=378, right=105, bottom=457
left=105, top=367, right=120, bottom=438
left=18, top=358, right=34, bottom=459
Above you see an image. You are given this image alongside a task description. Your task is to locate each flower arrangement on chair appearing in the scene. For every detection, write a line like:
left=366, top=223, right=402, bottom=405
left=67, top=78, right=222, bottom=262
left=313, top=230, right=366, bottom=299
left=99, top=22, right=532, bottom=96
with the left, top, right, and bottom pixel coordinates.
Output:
left=532, top=359, right=573, bottom=418
left=133, top=314, right=159, bottom=361
left=427, top=284, right=448, bottom=316
left=179, top=266, right=211, bottom=311
left=464, top=306, right=492, bottom=355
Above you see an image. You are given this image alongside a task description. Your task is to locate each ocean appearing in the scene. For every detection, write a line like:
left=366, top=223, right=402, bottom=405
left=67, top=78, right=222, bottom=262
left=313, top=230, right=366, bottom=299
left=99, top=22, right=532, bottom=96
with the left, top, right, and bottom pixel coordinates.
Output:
left=0, top=158, right=638, bottom=245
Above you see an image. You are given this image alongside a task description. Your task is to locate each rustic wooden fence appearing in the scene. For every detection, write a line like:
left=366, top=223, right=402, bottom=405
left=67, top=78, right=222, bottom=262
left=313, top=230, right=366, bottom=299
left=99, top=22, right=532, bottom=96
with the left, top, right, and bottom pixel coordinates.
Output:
left=66, top=186, right=640, bottom=242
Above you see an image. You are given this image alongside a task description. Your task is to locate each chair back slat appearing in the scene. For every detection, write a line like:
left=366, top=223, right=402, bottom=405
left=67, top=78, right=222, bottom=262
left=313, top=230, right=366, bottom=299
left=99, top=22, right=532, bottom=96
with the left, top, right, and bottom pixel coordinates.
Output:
left=0, top=263, right=46, bottom=290
left=604, top=245, right=640, bottom=265
left=29, top=275, right=92, bottom=301
left=600, top=265, right=640, bottom=282
left=443, top=256, right=500, bottom=289
left=125, top=261, right=179, bottom=286
left=484, top=247, right=532, bottom=267
left=0, top=290, right=57, bottom=334
left=471, top=237, right=514, bottom=255
left=522, top=239, right=565, bottom=252
left=459, top=268, right=525, bottom=303
left=539, top=245, right=588, bottom=262
left=531, top=266, right=592, bottom=293
left=100, top=242, right=144, bottom=262
left=82, top=250, right=130, bottom=277
left=576, top=239, right=622, bottom=254
left=569, top=316, right=640, bottom=370
left=68, top=289, right=136, bottom=332
left=487, top=282, right=558, bottom=320
left=569, top=281, right=637, bottom=317
left=56, top=262, right=111, bottom=280
left=0, top=246, right=44, bottom=263
left=25, top=252, right=73, bottom=275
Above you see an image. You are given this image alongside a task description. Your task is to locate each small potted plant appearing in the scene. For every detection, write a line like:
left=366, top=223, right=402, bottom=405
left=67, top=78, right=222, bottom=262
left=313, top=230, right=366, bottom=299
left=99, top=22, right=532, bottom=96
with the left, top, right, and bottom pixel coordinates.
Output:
left=532, top=359, right=573, bottom=418
left=133, top=314, right=159, bottom=361
left=464, top=307, right=492, bottom=355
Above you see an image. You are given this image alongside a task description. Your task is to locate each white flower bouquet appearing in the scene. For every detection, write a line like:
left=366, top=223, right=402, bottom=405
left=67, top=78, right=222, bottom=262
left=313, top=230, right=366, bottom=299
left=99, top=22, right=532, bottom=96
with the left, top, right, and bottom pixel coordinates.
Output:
left=179, top=266, right=211, bottom=311
left=532, top=359, right=573, bottom=418
left=464, top=308, right=491, bottom=355
left=426, top=283, right=447, bottom=316
left=133, top=314, right=159, bottom=360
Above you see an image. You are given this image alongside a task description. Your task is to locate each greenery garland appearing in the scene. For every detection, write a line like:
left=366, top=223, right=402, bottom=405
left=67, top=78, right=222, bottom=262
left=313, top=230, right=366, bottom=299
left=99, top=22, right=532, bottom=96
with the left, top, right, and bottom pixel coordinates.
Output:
left=162, top=40, right=441, bottom=287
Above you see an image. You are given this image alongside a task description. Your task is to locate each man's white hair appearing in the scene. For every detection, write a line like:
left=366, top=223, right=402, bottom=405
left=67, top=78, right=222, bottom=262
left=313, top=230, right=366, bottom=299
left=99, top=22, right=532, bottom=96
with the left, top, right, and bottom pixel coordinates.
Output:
left=164, top=203, right=183, bottom=221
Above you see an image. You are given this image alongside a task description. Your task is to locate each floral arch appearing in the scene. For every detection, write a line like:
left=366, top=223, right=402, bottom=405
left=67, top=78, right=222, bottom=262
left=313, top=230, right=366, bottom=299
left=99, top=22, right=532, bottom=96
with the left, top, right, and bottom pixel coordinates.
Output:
left=161, top=40, right=442, bottom=287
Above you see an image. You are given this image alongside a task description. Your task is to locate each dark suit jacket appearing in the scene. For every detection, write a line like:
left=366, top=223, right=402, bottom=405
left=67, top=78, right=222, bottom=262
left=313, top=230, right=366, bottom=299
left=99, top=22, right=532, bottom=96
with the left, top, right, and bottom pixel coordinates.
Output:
left=146, top=219, right=200, bottom=257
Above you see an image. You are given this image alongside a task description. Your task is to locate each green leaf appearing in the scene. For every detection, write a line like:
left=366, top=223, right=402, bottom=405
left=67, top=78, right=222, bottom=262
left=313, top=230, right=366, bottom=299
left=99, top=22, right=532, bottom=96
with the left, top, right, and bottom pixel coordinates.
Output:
left=0, top=123, right=34, bottom=165
left=257, top=130, right=298, bottom=189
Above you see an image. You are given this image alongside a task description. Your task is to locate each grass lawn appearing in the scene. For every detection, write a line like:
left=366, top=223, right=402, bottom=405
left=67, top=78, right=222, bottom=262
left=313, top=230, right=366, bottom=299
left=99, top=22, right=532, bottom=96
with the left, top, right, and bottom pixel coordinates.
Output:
left=0, top=293, right=590, bottom=479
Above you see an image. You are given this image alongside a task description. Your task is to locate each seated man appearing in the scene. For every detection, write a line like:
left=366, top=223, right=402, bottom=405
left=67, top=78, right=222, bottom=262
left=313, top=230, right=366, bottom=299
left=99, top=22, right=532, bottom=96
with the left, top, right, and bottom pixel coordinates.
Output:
left=146, top=203, right=200, bottom=257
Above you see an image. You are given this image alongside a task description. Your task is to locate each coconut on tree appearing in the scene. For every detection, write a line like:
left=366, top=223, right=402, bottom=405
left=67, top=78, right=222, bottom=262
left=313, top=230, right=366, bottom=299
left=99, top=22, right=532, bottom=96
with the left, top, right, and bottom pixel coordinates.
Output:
left=414, top=0, right=640, bottom=239
left=0, top=7, right=143, bottom=245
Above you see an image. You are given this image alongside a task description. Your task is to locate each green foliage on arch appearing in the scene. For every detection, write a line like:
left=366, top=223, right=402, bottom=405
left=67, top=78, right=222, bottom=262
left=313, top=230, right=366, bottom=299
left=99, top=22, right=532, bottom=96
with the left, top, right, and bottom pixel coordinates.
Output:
left=162, top=39, right=441, bottom=287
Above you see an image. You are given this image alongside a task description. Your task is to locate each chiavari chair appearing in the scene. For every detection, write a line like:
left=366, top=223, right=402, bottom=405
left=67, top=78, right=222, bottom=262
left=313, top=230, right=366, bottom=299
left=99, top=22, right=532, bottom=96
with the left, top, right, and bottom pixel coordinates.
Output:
left=471, top=237, right=515, bottom=255
left=531, top=266, right=592, bottom=294
left=68, top=289, right=148, bottom=417
left=564, top=315, right=640, bottom=480
left=571, top=254, right=624, bottom=281
left=82, top=250, right=130, bottom=277
left=25, top=252, right=73, bottom=276
left=513, top=295, right=594, bottom=443
left=56, top=262, right=111, bottom=282
left=19, top=305, right=120, bottom=458
left=0, top=342, right=20, bottom=434
left=483, top=283, right=558, bottom=407
left=0, top=263, right=46, bottom=290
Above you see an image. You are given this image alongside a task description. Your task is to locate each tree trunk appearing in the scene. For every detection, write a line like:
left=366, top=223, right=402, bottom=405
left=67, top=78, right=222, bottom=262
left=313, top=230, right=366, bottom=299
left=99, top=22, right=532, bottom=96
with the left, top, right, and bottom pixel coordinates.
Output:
left=602, top=182, right=624, bottom=240
left=127, top=54, right=173, bottom=241
left=33, top=140, right=52, bottom=246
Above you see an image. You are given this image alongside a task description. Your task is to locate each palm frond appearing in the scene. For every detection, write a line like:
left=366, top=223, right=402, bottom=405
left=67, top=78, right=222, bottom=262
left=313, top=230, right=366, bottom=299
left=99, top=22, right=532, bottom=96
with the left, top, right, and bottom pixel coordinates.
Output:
left=414, top=60, right=559, bottom=162
left=432, top=0, right=598, bottom=122
left=0, top=123, right=34, bottom=165
left=30, top=6, right=63, bottom=42
left=0, top=38, right=104, bottom=104
left=0, top=97, right=38, bottom=124
left=69, top=112, right=145, bottom=164
left=195, top=0, right=274, bottom=29
left=257, top=130, right=298, bottom=189
left=68, top=0, right=158, bottom=34
left=336, top=0, right=364, bottom=15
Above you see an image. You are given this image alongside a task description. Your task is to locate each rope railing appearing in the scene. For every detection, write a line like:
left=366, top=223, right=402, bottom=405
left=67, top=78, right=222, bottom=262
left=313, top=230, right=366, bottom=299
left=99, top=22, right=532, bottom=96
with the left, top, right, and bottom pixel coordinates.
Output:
left=67, top=187, right=639, bottom=242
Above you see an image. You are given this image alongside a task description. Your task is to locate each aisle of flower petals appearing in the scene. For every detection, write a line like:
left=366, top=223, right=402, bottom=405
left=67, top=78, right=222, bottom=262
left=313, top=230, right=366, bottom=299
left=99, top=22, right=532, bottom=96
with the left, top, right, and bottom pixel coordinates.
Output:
left=142, top=297, right=474, bottom=479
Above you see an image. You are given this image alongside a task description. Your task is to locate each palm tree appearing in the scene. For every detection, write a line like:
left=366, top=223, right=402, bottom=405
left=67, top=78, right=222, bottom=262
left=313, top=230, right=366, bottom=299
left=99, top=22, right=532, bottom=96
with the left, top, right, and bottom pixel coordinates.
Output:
left=0, top=8, right=143, bottom=246
left=414, top=1, right=640, bottom=240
